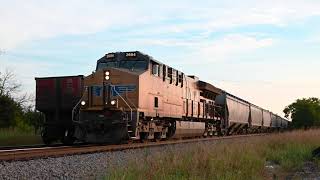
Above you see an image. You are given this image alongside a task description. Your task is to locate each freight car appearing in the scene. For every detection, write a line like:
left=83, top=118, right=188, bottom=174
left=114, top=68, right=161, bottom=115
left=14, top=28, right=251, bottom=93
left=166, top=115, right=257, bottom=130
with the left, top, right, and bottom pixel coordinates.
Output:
left=35, top=51, right=289, bottom=144
left=215, top=92, right=288, bottom=135
left=35, top=76, right=83, bottom=144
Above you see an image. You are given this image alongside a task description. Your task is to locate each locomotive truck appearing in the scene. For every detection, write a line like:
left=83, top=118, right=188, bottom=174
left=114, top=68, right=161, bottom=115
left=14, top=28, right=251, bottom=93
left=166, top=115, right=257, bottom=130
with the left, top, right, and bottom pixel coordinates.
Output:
left=35, top=51, right=289, bottom=144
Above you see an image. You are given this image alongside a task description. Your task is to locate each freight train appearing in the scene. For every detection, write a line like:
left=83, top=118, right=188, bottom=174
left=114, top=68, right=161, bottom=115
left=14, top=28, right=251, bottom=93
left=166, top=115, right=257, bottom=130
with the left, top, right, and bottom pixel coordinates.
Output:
left=35, top=51, right=289, bottom=144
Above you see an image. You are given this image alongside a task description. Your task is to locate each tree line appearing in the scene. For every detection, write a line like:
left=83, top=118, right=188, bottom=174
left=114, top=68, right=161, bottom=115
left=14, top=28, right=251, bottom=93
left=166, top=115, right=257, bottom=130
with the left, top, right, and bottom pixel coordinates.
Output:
left=0, top=69, right=43, bottom=133
left=284, top=97, right=320, bottom=129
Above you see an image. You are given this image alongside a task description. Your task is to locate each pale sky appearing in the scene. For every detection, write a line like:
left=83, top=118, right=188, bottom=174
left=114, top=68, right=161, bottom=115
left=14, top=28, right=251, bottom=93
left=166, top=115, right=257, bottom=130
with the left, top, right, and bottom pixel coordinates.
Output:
left=1, top=0, right=320, bottom=116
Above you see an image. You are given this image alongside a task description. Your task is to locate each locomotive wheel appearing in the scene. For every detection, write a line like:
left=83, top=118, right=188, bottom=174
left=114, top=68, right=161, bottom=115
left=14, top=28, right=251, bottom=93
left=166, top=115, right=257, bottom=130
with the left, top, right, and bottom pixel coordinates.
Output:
left=218, top=130, right=227, bottom=137
left=139, top=132, right=148, bottom=143
left=109, top=126, right=128, bottom=144
left=61, top=136, right=75, bottom=145
left=153, top=132, right=161, bottom=142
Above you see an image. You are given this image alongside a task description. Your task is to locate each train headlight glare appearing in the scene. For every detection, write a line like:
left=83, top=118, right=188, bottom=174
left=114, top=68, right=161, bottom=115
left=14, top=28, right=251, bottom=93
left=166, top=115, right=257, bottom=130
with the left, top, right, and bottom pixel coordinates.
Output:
left=105, top=75, right=110, bottom=80
left=105, top=71, right=110, bottom=76
left=81, top=101, right=86, bottom=106
left=111, top=100, right=116, bottom=105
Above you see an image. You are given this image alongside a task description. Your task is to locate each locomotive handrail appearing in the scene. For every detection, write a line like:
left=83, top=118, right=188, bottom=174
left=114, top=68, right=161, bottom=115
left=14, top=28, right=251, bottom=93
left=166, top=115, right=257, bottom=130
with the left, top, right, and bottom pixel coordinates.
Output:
left=71, top=94, right=85, bottom=123
left=111, top=85, right=133, bottom=122
left=125, top=87, right=137, bottom=109
left=71, top=100, right=80, bottom=122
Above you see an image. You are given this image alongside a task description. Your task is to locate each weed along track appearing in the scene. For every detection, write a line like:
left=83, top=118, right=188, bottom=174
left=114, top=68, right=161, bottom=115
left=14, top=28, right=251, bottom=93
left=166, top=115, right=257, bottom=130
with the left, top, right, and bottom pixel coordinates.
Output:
left=0, top=134, right=265, bottom=161
left=1, top=130, right=319, bottom=179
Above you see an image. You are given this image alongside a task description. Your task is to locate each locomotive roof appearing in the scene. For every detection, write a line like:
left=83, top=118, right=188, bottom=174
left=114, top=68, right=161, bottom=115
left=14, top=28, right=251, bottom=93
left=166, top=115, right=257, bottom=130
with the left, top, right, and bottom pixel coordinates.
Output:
left=197, top=81, right=222, bottom=95
left=97, top=51, right=161, bottom=64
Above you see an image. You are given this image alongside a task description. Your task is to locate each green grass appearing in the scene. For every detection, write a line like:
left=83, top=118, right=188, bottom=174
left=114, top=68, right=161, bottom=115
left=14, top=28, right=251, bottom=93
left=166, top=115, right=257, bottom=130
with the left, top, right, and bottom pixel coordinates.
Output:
left=105, top=129, right=320, bottom=180
left=266, top=142, right=314, bottom=170
left=0, top=128, right=42, bottom=146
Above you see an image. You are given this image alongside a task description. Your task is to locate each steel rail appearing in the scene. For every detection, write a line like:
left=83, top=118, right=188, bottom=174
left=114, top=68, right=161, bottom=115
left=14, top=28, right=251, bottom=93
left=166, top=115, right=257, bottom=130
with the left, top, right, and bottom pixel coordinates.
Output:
left=0, top=134, right=266, bottom=162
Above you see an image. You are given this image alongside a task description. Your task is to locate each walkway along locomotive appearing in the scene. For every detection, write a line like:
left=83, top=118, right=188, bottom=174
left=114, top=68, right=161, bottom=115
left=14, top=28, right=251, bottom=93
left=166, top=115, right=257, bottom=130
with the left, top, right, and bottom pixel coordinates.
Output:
left=35, top=51, right=289, bottom=144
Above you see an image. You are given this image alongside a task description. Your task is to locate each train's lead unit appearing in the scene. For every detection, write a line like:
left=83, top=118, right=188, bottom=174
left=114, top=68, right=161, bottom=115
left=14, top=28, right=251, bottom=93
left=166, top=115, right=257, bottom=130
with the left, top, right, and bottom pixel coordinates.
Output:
left=35, top=51, right=289, bottom=144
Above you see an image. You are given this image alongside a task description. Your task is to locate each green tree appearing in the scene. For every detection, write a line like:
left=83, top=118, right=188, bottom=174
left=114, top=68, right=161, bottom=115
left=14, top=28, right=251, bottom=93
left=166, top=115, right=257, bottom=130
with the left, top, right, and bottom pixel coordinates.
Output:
left=0, top=95, right=19, bottom=127
left=283, top=97, right=320, bottom=129
left=0, top=69, right=44, bottom=132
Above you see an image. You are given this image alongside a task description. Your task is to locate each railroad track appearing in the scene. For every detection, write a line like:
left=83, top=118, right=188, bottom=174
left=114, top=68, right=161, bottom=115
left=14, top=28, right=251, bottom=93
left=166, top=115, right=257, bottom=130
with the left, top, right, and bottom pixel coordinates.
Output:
left=0, top=134, right=266, bottom=161
left=0, top=143, right=68, bottom=151
left=0, top=142, right=87, bottom=151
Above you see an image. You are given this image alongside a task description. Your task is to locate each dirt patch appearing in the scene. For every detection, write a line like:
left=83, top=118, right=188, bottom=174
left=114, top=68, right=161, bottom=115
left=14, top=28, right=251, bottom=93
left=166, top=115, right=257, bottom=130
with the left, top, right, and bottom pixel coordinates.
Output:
left=265, top=161, right=320, bottom=180
left=286, top=161, right=320, bottom=179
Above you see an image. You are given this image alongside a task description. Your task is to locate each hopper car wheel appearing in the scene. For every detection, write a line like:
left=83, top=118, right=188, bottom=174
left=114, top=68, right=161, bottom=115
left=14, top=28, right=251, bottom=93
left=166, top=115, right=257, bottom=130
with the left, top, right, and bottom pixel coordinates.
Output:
left=42, top=137, right=53, bottom=145
left=41, top=129, right=53, bottom=145
left=61, top=129, right=75, bottom=145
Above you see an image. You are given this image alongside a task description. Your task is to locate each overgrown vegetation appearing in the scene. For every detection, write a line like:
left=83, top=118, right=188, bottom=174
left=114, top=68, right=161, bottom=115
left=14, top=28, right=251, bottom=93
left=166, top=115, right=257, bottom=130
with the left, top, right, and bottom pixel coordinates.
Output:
left=106, top=130, right=320, bottom=180
left=284, top=97, right=320, bottom=128
left=0, top=69, right=44, bottom=146
left=0, top=128, right=42, bottom=146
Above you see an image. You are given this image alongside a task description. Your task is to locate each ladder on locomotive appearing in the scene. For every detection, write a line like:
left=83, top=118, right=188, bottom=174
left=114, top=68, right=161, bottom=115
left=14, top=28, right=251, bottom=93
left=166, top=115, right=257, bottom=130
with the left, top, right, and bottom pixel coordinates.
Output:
left=111, top=86, right=137, bottom=139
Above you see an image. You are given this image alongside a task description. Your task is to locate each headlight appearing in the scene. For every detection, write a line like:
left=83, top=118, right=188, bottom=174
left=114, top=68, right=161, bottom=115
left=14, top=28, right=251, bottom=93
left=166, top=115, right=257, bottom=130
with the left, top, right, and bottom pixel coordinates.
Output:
left=111, top=100, right=116, bottom=105
left=81, top=101, right=86, bottom=106
left=105, top=71, right=110, bottom=80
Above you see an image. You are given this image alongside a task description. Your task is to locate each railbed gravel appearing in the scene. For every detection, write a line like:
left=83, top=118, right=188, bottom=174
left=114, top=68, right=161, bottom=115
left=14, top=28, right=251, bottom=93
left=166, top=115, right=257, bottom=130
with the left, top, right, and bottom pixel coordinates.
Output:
left=0, top=138, right=251, bottom=179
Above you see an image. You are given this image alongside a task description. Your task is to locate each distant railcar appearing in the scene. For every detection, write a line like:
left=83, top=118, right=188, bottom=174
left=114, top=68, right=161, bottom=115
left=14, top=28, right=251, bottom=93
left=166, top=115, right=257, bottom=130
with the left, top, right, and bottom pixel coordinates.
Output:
left=215, top=93, right=250, bottom=135
left=250, top=104, right=263, bottom=130
left=262, top=110, right=272, bottom=129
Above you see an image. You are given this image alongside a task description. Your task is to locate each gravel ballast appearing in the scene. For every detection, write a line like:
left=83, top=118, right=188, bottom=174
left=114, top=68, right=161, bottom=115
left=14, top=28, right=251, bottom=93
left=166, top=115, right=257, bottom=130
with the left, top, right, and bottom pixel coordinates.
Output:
left=0, top=141, right=219, bottom=180
left=0, top=136, right=263, bottom=179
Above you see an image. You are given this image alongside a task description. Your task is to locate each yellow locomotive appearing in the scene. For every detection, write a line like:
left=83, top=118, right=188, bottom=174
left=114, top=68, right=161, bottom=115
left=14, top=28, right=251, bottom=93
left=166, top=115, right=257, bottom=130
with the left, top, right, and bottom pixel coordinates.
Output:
left=72, top=51, right=222, bottom=143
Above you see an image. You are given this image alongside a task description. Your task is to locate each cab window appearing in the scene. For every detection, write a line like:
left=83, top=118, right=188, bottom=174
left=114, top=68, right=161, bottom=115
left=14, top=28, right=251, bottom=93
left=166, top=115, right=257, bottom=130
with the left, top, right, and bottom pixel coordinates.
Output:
left=152, top=63, right=159, bottom=76
left=96, top=60, right=147, bottom=71
left=168, top=68, right=173, bottom=84
left=162, top=65, right=166, bottom=81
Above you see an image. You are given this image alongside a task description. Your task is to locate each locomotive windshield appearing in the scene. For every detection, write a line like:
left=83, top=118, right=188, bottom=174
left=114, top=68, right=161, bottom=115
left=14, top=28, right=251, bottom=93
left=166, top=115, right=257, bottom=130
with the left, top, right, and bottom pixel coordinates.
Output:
left=97, top=60, right=148, bottom=71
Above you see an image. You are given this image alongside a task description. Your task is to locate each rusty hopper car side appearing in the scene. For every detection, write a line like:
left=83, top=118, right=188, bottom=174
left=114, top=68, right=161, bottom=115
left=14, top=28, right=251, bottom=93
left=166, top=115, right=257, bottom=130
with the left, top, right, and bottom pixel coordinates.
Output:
left=35, top=75, right=83, bottom=144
